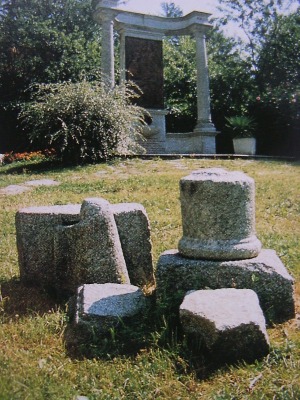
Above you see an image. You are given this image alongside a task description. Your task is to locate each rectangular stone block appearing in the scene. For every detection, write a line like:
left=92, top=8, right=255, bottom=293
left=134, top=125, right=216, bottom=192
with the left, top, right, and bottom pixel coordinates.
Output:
left=111, top=203, right=154, bottom=288
left=16, top=199, right=154, bottom=293
left=156, top=249, right=295, bottom=323
left=54, top=198, right=129, bottom=292
left=16, top=205, right=81, bottom=285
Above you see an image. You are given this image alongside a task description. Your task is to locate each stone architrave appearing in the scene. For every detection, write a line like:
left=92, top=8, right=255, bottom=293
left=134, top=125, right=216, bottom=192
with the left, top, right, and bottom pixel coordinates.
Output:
left=156, top=249, right=295, bottom=323
left=180, top=288, right=270, bottom=363
left=178, top=168, right=262, bottom=260
left=16, top=204, right=81, bottom=286
left=111, top=203, right=155, bottom=287
left=74, top=283, right=148, bottom=334
left=54, top=198, right=129, bottom=291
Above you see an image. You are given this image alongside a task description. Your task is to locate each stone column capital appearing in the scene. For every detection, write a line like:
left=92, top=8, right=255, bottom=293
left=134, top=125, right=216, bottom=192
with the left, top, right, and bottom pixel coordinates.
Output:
left=190, top=25, right=210, bottom=39
left=98, top=8, right=117, bottom=23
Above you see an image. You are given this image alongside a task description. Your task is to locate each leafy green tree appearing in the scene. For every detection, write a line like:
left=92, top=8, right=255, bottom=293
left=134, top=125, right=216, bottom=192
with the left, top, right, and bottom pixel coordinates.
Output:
left=217, top=0, right=298, bottom=69
left=0, top=0, right=101, bottom=151
left=0, top=0, right=101, bottom=102
left=163, top=23, right=253, bottom=133
left=207, top=26, right=254, bottom=131
left=257, top=9, right=300, bottom=92
left=163, top=36, right=197, bottom=132
left=251, top=9, right=300, bottom=156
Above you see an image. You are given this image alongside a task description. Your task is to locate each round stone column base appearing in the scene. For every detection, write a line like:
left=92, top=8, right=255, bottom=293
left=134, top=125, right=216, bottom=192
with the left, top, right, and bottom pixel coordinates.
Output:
left=178, top=235, right=262, bottom=260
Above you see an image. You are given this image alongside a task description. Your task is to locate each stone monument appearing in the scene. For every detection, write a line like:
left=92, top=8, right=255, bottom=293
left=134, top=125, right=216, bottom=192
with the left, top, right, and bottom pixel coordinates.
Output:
left=93, top=1, right=218, bottom=154
left=156, top=168, right=295, bottom=324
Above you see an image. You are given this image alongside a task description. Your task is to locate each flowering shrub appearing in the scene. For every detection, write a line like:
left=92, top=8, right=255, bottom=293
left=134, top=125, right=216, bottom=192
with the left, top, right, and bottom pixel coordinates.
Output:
left=18, top=76, right=146, bottom=165
left=1, top=149, right=56, bottom=164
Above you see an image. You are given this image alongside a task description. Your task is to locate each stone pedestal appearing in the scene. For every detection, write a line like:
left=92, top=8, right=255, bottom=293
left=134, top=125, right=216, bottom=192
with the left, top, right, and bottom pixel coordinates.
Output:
left=156, top=249, right=295, bottom=323
left=178, top=169, right=262, bottom=260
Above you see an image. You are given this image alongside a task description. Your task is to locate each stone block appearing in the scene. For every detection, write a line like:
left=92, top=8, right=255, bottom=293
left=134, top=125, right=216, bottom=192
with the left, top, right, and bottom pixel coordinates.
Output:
left=178, top=168, right=261, bottom=260
left=16, top=204, right=81, bottom=285
left=111, top=203, right=154, bottom=287
left=75, top=283, right=148, bottom=334
left=180, top=288, right=270, bottom=363
left=55, top=198, right=129, bottom=291
left=156, top=249, right=295, bottom=323
left=16, top=198, right=155, bottom=292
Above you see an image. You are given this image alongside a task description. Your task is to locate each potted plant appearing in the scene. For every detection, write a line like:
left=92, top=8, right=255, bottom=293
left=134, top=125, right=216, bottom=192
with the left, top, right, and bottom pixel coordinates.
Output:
left=226, top=116, right=257, bottom=155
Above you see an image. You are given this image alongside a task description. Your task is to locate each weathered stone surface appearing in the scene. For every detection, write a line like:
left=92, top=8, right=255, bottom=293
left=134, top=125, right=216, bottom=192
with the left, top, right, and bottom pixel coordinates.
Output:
left=16, top=204, right=81, bottom=285
left=55, top=198, right=129, bottom=291
left=180, top=288, right=270, bottom=363
left=16, top=198, right=155, bottom=292
left=111, top=203, right=154, bottom=287
left=156, top=249, right=295, bottom=323
left=178, top=168, right=262, bottom=260
left=75, top=283, right=148, bottom=333
left=24, top=179, right=60, bottom=187
left=0, top=185, right=32, bottom=195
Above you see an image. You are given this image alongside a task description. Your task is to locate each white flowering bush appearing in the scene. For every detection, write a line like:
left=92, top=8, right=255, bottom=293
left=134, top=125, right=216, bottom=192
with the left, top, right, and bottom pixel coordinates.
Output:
left=19, top=76, right=146, bottom=164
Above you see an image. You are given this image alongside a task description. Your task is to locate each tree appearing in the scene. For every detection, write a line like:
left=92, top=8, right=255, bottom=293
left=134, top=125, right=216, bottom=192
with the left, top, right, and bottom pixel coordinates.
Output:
left=207, top=25, right=254, bottom=131
left=0, top=0, right=101, bottom=151
left=257, top=9, right=300, bottom=92
left=163, top=36, right=197, bottom=132
left=0, top=0, right=101, bottom=102
left=163, top=22, right=253, bottom=134
left=161, top=2, right=183, bottom=18
left=217, top=0, right=299, bottom=70
left=251, top=9, right=300, bottom=156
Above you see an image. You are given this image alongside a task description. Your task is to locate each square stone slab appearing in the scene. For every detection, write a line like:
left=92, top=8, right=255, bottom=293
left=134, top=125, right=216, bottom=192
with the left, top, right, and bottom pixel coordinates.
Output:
left=180, top=288, right=270, bottom=363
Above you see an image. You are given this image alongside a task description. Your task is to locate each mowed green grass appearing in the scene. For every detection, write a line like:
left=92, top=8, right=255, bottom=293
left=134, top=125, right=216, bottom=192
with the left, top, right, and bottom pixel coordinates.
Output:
left=0, top=158, right=299, bottom=399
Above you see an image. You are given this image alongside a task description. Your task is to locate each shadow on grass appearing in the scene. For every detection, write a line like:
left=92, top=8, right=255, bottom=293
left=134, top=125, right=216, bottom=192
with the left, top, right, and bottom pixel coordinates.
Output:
left=0, top=278, right=66, bottom=320
left=0, top=278, right=267, bottom=379
left=63, top=296, right=240, bottom=380
left=0, top=159, right=65, bottom=175
left=0, top=157, right=111, bottom=175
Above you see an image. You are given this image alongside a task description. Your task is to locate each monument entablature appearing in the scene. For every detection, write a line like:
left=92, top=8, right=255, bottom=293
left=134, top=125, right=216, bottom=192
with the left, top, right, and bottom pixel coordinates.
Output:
left=93, top=0, right=218, bottom=154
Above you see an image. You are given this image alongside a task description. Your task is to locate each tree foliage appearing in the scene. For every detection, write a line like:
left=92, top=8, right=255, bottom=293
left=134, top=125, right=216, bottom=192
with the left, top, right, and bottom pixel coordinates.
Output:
left=164, top=36, right=197, bottom=132
left=257, top=9, right=300, bottom=92
left=0, top=0, right=101, bottom=102
left=217, top=0, right=298, bottom=69
left=161, top=2, right=183, bottom=18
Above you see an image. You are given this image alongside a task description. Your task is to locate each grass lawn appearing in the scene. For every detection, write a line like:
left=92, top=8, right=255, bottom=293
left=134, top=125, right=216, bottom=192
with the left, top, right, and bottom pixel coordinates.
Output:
left=0, top=157, right=299, bottom=399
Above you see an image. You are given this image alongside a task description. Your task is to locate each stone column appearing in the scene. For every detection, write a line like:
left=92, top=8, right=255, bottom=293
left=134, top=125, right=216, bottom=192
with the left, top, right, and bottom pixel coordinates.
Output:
left=193, top=28, right=216, bottom=133
left=178, top=168, right=262, bottom=260
left=119, top=30, right=126, bottom=83
left=100, top=9, right=115, bottom=87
